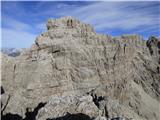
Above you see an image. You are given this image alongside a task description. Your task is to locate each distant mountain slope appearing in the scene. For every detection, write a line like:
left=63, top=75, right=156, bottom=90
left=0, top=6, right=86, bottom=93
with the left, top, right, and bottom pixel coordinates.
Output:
left=1, top=48, right=22, bottom=57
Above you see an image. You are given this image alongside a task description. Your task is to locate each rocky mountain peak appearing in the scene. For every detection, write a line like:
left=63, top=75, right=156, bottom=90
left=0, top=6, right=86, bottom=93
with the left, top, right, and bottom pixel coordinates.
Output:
left=46, top=16, right=95, bottom=32
left=1, top=17, right=160, bottom=120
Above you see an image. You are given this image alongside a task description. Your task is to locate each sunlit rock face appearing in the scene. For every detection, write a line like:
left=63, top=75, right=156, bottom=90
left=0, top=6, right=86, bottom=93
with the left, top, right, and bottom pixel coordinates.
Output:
left=1, top=16, right=160, bottom=120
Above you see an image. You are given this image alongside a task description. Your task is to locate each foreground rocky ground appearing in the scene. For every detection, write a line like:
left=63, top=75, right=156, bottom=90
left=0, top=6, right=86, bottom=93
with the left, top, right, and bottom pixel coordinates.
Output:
left=1, top=16, right=160, bottom=120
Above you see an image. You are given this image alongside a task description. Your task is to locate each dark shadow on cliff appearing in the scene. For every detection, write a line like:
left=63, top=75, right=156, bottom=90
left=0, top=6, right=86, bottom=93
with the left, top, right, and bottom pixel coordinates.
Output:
left=1, top=86, right=47, bottom=120
left=23, top=102, right=47, bottom=120
left=2, top=113, right=23, bottom=120
left=1, top=102, right=46, bottom=120
left=46, top=113, right=94, bottom=120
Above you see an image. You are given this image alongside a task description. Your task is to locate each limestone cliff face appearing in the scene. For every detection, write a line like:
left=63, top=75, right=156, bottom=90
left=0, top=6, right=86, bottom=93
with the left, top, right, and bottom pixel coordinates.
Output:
left=1, top=16, right=160, bottom=120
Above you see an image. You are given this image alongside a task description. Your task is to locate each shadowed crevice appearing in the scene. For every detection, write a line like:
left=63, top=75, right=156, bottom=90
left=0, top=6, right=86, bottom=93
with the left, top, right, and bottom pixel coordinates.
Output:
left=24, top=102, right=47, bottom=120
left=2, top=113, right=23, bottom=120
left=46, top=113, right=93, bottom=120
left=1, top=101, right=47, bottom=120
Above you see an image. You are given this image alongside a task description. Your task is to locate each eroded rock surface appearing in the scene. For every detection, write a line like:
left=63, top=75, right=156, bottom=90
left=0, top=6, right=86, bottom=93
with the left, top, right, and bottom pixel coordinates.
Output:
left=1, top=16, right=160, bottom=120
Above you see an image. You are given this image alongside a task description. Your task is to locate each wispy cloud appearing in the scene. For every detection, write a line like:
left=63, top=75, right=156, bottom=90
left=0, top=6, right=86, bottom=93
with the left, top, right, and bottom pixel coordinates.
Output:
left=70, top=2, right=159, bottom=32
left=2, top=28, right=36, bottom=48
left=1, top=1, right=160, bottom=48
left=32, top=1, right=159, bottom=35
left=35, top=22, right=46, bottom=32
left=1, top=16, right=37, bottom=48
left=2, top=16, right=32, bottom=31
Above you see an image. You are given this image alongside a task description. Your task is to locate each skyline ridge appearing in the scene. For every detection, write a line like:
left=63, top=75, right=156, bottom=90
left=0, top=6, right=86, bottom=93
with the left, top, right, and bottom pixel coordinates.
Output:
left=1, top=1, right=160, bottom=48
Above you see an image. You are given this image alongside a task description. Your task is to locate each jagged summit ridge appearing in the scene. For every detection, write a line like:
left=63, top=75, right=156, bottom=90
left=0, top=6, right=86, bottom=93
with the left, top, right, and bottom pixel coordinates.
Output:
left=1, top=17, right=160, bottom=120
left=46, top=16, right=95, bottom=32
left=30, top=17, right=146, bottom=61
left=30, top=16, right=96, bottom=55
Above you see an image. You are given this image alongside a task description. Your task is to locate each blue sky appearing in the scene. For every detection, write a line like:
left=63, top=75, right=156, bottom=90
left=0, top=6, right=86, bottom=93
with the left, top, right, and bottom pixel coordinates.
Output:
left=1, top=1, right=160, bottom=48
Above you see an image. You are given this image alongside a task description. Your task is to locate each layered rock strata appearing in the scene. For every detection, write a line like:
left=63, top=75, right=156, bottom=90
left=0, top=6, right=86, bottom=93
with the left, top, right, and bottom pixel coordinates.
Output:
left=1, top=16, right=160, bottom=120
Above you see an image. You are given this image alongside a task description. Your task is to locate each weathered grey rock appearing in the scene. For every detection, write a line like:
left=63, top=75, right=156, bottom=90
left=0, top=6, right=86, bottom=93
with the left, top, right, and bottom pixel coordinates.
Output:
left=94, top=116, right=107, bottom=120
left=36, top=95, right=99, bottom=120
left=1, top=16, right=160, bottom=120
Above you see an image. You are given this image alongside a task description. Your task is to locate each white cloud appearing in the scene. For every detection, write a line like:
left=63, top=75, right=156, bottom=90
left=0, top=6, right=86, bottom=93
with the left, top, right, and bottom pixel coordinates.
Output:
left=35, top=22, right=46, bottom=31
left=70, top=2, right=159, bottom=31
left=2, top=28, right=36, bottom=48
left=2, top=0, right=158, bottom=1
left=2, top=16, right=32, bottom=31
left=1, top=16, right=37, bottom=48
left=1, top=1, right=159, bottom=48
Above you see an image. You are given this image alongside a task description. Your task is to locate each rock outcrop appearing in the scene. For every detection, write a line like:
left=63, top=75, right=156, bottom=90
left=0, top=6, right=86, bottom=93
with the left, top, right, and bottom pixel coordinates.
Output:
left=1, top=16, right=160, bottom=120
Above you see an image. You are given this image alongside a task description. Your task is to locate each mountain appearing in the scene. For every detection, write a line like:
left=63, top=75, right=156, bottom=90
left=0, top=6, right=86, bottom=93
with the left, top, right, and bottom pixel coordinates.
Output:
left=1, top=16, right=160, bottom=120
left=1, top=48, right=22, bottom=57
